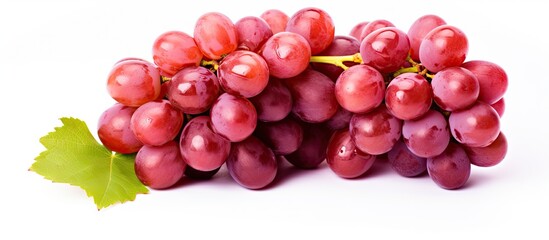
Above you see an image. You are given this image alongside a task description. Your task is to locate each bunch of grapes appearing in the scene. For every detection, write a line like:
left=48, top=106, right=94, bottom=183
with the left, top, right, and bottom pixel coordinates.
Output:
left=98, top=8, right=508, bottom=190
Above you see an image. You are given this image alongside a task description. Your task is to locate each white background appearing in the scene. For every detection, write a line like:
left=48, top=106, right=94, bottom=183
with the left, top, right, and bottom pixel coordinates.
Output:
left=1, top=0, right=548, bottom=239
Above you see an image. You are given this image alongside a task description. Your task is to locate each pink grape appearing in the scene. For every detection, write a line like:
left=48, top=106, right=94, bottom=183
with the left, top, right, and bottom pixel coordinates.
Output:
left=427, top=142, right=471, bottom=190
left=350, top=105, right=402, bottom=155
left=431, top=67, right=480, bottom=111
left=325, top=107, right=353, bottom=131
left=179, top=116, right=231, bottom=171
left=255, top=117, right=303, bottom=155
left=286, top=7, right=335, bottom=54
left=420, top=25, right=468, bottom=73
left=168, top=66, right=220, bottom=114
left=194, top=12, right=238, bottom=60
left=249, top=78, right=293, bottom=122
left=360, top=27, right=410, bottom=73
left=260, top=9, right=289, bottom=34
left=260, top=32, right=311, bottom=79
left=130, top=100, right=184, bottom=146
left=210, top=93, right=257, bottom=142
left=407, top=15, right=446, bottom=62
left=385, top=73, right=432, bottom=120
left=449, top=101, right=500, bottom=147
left=235, top=16, right=273, bottom=52
left=387, top=140, right=427, bottom=177
left=98, top=103, right=142, bottom=154
left=226, top=136, right=277, bottom=189
left=326, top=129, right=376, bottom=179
left=107, top=59, right=160, bottom=107
left=462, top=60, right=508, bottom=104
left=335, top=64, right=385, bottom=113
left=218, top=50, right=269, bottom=98
left=285, top=122, right=332, bottom=169
left=464, top=132, right=508, bottom=167
left=135, top=141, right=186, bottom=189
left=402, top=110, right=450, bottom=158
left=152, top=31, right=203, bottom=76
left=359, top=19, right=395, bottom=41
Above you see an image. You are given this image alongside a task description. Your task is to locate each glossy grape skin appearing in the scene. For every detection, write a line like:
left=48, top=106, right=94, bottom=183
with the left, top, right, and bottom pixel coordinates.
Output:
left=179, top=116, right=231, bottom=171
left=235, top=16, right=273, bottom=52
left=260, top=9, right=289, bottom=34
left=349, top=21, right=369, bottom=40
left=464, top=132, right=507, bottom=167
left=449, top=102, right=500, bottom=147
left=431, top=67, right=480, bottom=111
left=97, top=103, right=142, bottom=154
left=226, top=136, right=277, bottom=189
left=285, top=122, right=332, bottom=169
left=168, top=66, right=220, bottom=114
left=130, top=100, right=184, bottom=146
left=350, top=105, right=402, bottom=155
left=325, top=107, right=353, bottom=131
left=283, top=69, right=338, bottom=123
left=218, top=50, right=269, bottom=98
left=286, top=7, right=335, bottom=54
left=491, top=98, right=505, bottom=117
left=387, top=140, right=427, bottom=177
left=249, top=78, right=292, bottom=122
left=326, top=129, right=376, bottom=179
left=419, top=25, right=468, bottom=73
left=310, top=36, right=360, bottom=81
left=184, top=165, right=220, bottom=180
left=107, top=59, right=160, bottom=107
left=255, top=117, right=303, bottom=155
left=135, top=141, right=186, bottom=189
left=385, top=73, right=432, bottom=120
left=335, top=64, right=385, bottom=113
left=427, top=142, right=471, bottom=190
left=194, top=12, right=238, bottom=60
left=152, top=31, right=203, bottom=76
left=407, top=15, right=446, bottom=62
left=462, top=60, right=508, bottom=104
left=359, top=19, right=395, bottom=41
left=360, top=27, right=410, bottom=73
left=210, top=93, right=257, bottom=142
left=260, top=32, right=311, bottom=79
left=402, top=110, right=450, bottom=158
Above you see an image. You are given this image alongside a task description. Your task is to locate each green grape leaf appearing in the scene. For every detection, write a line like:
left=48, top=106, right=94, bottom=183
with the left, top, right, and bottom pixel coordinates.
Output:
left=30, top=117, right=149, bottom=210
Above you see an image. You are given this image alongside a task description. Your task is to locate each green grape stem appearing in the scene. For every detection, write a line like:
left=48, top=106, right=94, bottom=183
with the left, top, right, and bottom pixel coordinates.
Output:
left=309, top=53, right=363, bottom=70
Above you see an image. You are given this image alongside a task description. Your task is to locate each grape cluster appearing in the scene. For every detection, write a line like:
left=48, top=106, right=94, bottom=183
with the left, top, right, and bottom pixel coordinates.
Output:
left=98, top=8, right=508, bottom=190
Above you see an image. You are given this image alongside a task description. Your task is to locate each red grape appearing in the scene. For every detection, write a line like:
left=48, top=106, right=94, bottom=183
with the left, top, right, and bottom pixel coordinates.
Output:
left=107, top=59, right=160, bottom=107
left=407, top=15, right=446, bottom=62
left=449, top=101, right=500, bottom=147
left=131, top=100, right=184, bottom=146
left=286, top=7, right=335, bottom=54
left=210, top=93, right=257, bottom=142
left=98, top=103, right=142, bottom=154
left=254, top=117, right=303, bottom=155
left=462, top=60, right=508, bottom=104
left=360, top=27, right=410, bottom=73
left=260, top=9, right=289, bottom=34
left=402, top=110, right=450, bottom=158
left=431, top=67, right=480, bottom=111
left=427, top=142, right=471, bottom=190
left=235, top=16, right=273, bottom=52
left=420, top=25, right=468, bottom=73
left=260, top=32, right=311, bottom=79
left=249, top=78, right=292, bottom=122
left=464, top=132, right=507, bottom=167
left=326, top=129, right=376, bottom=179
left=285, top=122, right=332, bottom=169
left=349, top=21, right=369, bottom=40
left=135, top=141, right=186, bottom=189
left=350, top=105, right=402, bottom=155
left=218, top=50, right=269, bottom=98
left=335, top=64, right=385, bottom=113
left=152, top=31, right=203, bottom=76
left=226, top=136, right=277, bottom=189
left=359, top=19, right=395, bottom=41
left=194, top=12, right=238, bottom=60
left=387, top=140, right=426, bottom=177
left=168, top=66, right=220, bottom=114
left=385, top=73, right=432, bottom=120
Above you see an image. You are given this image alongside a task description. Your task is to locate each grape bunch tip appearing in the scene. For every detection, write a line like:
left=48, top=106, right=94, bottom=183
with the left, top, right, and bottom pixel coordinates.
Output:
left=99, top=7, right=508, bottom=192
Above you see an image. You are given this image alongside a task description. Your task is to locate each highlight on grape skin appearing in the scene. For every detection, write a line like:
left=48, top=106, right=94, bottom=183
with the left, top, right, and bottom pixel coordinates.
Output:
left=94, top=7, right=509, bottom=192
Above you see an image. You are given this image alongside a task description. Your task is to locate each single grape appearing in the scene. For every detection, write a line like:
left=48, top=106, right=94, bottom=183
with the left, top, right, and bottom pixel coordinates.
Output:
left=449, top=101, right=500, bottom=147
left=358, top=19, right=395, bottom=41
left=427, top=142, right=471, bottom=190
left=326, top=129, right=376, bottom=179
left=285, top=122, right=332, bottom=169
left=431, top=67, right=480, bottom=111
left=260, top=32, right=311, bottom=79
left=130, top=100, right=184, bottom=146
left=260, top=9, right=289, bottom=34
left=335, top=64, right=385, bottom=113
left=107, top=59, right=160, bottom=107
left=179, top=116, right=230, bottom=171
left=387, top=140, right=427, bottom=177
left=407, top=15, right=446, bottom=62
left=254, top=117, right=303, bottom=155
left=360, top=27, right=410, bottom=73
left=385, top=73, right=432, bottom=120
left=286, top=7, right=335, bottom=54
left=184, top=165, right=221, bottom=180
left=419, top=25, right=468, bottom=73
left=218, top=50, right=269, bottom=98
left=168, top=66, right=220, bottom=114
left=491, top=98, right=505, bottom=117
left=349, top=21, right=369, bottom=40
left=98, top=103, right=142, bottom=154
left=350, top=105, right=402, bottom=155
left=325, top=107, right=353, bottom=131
left=135, top=141, right=186, bottom=189
left=152, top=31, right=203, bottom=76
left=310, top=35, right=360, bottom=81
left=402, top=110, right=450, bottom=158
left=194, top=12, right=238, bottom=60
left=462, top=60, right=508, bottom=104
left=235, top=16, right=273, bottom=52
left=226, top=136, right=277, bottom=189
left=249, top=78, right=293, bottom=122
left=282, top=69, right=338, bottom=123
left=464, top=132, right=507, bottom=167
left=210, top=93, right=257, bottom=142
